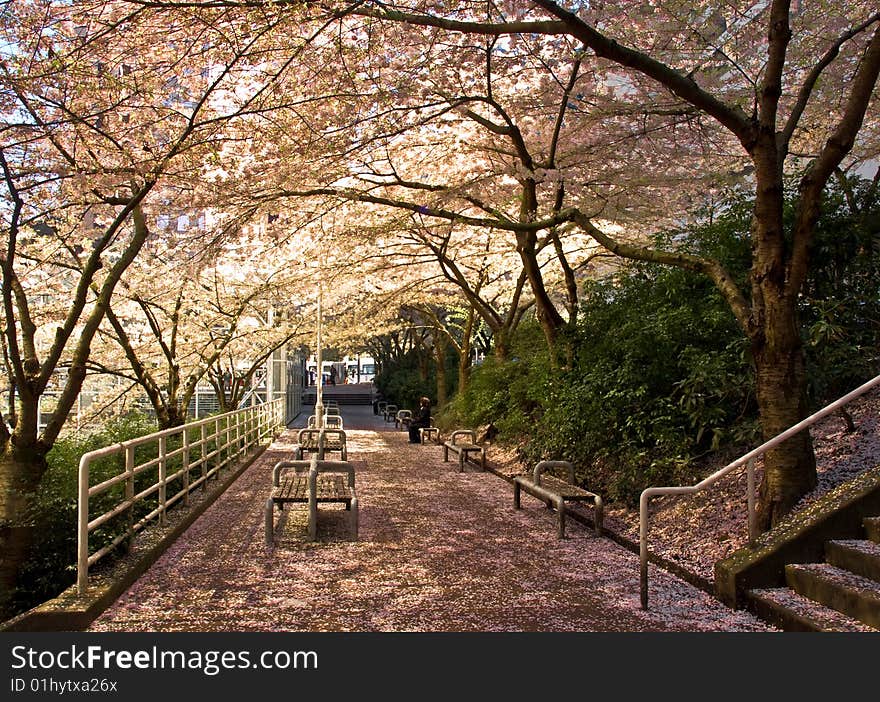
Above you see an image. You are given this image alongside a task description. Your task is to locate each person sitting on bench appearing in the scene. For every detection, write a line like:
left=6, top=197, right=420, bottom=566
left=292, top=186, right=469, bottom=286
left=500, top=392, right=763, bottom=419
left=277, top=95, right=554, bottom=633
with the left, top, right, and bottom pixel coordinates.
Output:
left=408, top=396, right=432, bottom=444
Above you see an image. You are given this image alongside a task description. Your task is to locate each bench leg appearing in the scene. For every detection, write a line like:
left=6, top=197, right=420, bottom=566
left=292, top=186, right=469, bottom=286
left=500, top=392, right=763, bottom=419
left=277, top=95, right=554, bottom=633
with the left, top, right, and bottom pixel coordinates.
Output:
left=308, top=501, right=318, bottom=542
left=443, top=445, right=449, bottom=462
left=513, top=481, right=521, bottom=509
left=351, top=495, right=359, bottom=540
left=556, top=497, right=566, bottom=539
left=264, top=498, right=275, bottom=546
left=594, top=497, right=604, bottom=537
left=459, top=452, right=465, bottom=472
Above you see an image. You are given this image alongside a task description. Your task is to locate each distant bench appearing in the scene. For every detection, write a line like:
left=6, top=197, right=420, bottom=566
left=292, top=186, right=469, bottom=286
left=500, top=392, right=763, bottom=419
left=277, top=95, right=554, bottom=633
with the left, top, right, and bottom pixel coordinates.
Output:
left=307, top=414, right=343, bottom=430
left=395, top=409, right=412, bottom=430
left=295, top=427, right=347, bottom=461
left=443, top=429, right=486, bottom=471
left=265, top=456, right=358, bottom=544
left=513, top=460, right=603, bottom=539
left=419, top=418, right=439, bottom=443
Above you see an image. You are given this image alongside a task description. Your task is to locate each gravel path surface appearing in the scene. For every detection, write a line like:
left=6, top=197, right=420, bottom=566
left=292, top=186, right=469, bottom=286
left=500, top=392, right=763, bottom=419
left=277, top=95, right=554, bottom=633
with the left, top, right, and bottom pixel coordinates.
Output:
left=89, top=405, right=775, bottom=633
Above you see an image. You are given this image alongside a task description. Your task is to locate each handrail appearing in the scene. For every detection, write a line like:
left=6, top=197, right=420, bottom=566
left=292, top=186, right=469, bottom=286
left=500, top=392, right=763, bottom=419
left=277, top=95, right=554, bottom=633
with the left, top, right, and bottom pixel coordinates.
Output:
left=639, top=373, right=880, bottom=610
left=77, top=399, right=284, bottom=594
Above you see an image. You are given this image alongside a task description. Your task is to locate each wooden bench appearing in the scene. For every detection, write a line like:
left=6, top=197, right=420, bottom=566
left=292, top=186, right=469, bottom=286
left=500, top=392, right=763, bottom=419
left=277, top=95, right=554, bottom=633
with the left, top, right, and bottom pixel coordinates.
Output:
left=307, top=414, right=343, bottom=430
left=265, top=456, right=358, bottom=544
left=395, top=409, right=412, bottom=430
left=294, top=427, right=347, bottom=461
left=443, top=429, right=486, bottom=471
left=419, top=418, right=439, bottom=443
left=513, top=460, right=603, bottom=539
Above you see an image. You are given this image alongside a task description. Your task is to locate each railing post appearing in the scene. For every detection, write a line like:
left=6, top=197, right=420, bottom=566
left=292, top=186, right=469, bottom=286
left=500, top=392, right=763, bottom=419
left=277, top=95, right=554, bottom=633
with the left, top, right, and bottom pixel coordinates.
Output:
left=201, top=423, right=208, bottom=487
left=747, top=457, right=757, bottom=546
left=639, top=491, right=650, bottom=610
left=126, top=445, right=135, bottom=550
left=183, top=426, right=191, bottom=506
left=158, top=435, right=167, bottom=527
left=77, top=456, right=90, bottom=595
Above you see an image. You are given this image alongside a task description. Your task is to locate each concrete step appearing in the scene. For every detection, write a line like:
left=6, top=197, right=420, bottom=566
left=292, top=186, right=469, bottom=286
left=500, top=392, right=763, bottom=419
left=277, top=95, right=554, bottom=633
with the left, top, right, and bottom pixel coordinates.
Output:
left=826, top=539, right=880, bottom=583
left=785, top=563, right=880, bottom=629
left=747, top=587, right=877, bottom=632
left=865, top=517, right=880, bottom=543
left=303, top=394, right=373, bottom=405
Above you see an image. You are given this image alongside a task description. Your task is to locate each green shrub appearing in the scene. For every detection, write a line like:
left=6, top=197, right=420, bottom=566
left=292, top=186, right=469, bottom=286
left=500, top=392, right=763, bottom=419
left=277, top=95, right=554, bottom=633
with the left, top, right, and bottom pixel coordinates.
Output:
left=439, top=178, right=879, bottom=507
left=12, top=413, right=164, bottom=617
left=374, top=349, right=435, bottom=414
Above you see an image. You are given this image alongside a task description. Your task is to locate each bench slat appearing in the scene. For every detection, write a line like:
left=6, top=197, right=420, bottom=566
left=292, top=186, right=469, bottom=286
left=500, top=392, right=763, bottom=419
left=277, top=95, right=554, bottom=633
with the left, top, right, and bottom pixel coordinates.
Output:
left=272, top=474, right=352, bottom=505
left=535, top=475, right=598, bottom=501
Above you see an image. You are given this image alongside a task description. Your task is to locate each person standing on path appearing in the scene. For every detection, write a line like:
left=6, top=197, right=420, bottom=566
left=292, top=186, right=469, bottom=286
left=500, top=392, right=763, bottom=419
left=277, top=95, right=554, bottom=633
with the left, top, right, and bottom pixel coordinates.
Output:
left=408, top=396, right=432, bottom=443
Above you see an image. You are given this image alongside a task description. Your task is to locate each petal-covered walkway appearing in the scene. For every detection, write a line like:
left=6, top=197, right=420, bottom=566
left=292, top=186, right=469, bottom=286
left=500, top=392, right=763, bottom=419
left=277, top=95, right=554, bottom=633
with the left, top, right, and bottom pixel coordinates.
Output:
left=89, top=405, right=775, bottom=632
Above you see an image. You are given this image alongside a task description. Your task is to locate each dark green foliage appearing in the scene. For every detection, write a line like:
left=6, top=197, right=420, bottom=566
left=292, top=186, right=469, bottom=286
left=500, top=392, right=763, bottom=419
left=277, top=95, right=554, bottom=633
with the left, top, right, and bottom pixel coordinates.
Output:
left=442, top=255, right=756, bottom=506
left=440, top=177, right=879, bottom=507
left=374, top=353, right=435, bottom=414
left=10, top=411, right=242, bottom=619
left=13, top=413, right=156, bottom=616
left=441, top=320, right=550, bottom=436
left=800, top=177, right=880, bottom=404
left=538, top=262, right=755, bottom=505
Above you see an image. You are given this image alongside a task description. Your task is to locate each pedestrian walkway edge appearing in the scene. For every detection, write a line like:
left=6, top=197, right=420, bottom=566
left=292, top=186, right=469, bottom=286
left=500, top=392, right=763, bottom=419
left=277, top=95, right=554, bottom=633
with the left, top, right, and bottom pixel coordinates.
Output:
left=0, top=442, right=274, bottom=632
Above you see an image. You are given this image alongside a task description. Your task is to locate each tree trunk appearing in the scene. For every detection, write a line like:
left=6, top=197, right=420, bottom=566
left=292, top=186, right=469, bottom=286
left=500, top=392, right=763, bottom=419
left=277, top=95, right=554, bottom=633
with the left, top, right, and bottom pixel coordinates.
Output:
left=492, top=330, right=510, bottom=361
left=748, top=141, right=818, bottom=529
left=434, top=336, right=448, bottom=407
left=163, top=405, right=187, bottom=429
left=0, top=446, right=48, bottom=620
left=517, top=234, right=565, bottom=356
left=752, top=301, right=817, bottom=530
left=458, top=311, right=474, bottom=395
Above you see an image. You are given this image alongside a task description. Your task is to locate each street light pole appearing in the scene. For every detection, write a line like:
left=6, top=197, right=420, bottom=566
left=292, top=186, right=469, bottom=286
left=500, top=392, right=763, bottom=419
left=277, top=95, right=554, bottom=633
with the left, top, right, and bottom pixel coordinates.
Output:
left=315, top=284, right=324, bottom=428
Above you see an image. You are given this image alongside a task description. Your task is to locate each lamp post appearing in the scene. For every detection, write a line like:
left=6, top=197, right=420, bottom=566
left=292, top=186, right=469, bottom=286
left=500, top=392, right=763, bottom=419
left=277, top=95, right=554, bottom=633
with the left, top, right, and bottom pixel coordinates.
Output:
left=314, top=285, right=324, bottom=428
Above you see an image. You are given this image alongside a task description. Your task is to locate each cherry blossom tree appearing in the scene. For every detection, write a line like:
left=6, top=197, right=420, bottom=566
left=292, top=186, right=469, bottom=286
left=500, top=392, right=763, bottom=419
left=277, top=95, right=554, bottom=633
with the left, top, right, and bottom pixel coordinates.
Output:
left=298, top=0, right=880, bottom=527
left=111, top=1, right=879, bottom=527
left=0, top=0, right=331, bottom=615
left=91, top=236, right=310, bottom=428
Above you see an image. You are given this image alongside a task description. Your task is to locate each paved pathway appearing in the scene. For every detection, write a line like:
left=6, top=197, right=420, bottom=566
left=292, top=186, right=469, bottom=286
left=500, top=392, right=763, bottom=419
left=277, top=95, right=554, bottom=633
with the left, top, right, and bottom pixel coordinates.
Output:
left=88, top=405, right=776, bottom=632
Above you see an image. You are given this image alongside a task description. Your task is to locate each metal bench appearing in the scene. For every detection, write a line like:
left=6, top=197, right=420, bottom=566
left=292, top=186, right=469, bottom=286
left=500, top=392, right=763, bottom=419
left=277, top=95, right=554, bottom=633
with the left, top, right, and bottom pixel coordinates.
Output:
left=513, top=460, right=603, bottom=539
left=443, top=429, right=486, bottom=471
left=265, top=456, right=358, bottom=544
left=419, top=418, right=439, bottom=443
left=395, top=409, right=412, bottom=430
left=294, top=427, right=347, bottom=461
left=307, top=414, right=343, bottom=430
left=383, top=404, right=398, bottom=422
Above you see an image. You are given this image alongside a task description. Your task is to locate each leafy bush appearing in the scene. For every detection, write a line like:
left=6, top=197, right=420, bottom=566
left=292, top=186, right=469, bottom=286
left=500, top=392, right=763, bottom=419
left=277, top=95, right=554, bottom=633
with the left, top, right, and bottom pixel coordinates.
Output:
left=527, top=256, right=755, bottom=505
left=799, top=177, right=880, bottom=404
left=440, top=320, right=551, bottom=436
left=374, top=352, right=435, bottom=414
left=12, top=413, right=157, bottom=616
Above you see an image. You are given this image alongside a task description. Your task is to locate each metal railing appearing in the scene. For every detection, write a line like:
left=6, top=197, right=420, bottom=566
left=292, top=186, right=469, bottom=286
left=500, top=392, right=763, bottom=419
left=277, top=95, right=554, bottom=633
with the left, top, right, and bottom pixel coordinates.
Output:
left=639, top=374, right=880, bottom=610
left=77, top=399, right=284, bottom=594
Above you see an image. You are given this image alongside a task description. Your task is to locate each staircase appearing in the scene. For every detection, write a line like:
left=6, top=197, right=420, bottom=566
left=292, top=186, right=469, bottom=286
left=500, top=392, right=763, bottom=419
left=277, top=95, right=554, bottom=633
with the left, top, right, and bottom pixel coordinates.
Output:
left=746, top=515, right=880, bottom=631
left=302, top=385, right=373, bottom=406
